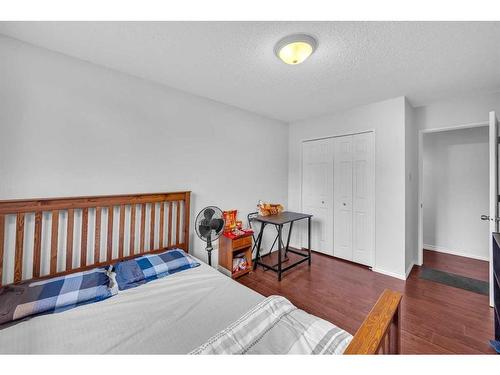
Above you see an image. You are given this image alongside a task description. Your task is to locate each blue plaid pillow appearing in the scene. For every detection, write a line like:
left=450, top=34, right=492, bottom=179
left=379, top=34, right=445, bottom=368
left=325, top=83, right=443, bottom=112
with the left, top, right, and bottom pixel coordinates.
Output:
left=0, top=267, right=117, bottom=325
left=114, top=249, right=200, bottom=290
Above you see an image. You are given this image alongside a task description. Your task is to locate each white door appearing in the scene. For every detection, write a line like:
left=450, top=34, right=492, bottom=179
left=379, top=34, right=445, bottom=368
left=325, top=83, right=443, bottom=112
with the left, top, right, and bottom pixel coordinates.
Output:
left=352, top=132, right=375, bottom=266
left=333, top=135, right=354, bottom=261
left=302, top=139, right=334, bottom=255
left=489, top=111, right=498, bottom=307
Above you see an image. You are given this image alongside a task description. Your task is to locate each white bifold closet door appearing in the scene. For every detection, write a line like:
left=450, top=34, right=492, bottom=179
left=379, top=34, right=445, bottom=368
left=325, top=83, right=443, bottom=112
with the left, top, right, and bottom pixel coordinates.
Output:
left=302, top=138, right=334, bottom=255
left=333, top=136, right=353, bottom=260
left=334, top=132, right=374, bottom=266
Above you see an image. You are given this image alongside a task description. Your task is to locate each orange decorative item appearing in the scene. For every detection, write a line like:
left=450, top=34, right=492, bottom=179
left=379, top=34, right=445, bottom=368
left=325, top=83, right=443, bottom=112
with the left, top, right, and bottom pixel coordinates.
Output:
left=223, top=210, right=237, bottom=233
left=257, top=200, right=284, bottom=216
left=223, top=228, right=254, bottom=240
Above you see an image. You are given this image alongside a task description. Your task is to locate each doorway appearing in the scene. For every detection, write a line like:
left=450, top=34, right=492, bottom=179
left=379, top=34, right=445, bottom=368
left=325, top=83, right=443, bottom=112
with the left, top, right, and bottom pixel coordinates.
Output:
left=422, top=126, right=489, bottom=262
left=420, top=126, right=490, bottom=294
left=417, top=113, right=497, bottom=306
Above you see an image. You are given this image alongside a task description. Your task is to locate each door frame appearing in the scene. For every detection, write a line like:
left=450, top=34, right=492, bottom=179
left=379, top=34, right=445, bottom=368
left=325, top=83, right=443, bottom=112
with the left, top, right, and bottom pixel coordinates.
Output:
left=299, top=129, right=376, bottom=266
left=417, top=121, right=489, bottom=267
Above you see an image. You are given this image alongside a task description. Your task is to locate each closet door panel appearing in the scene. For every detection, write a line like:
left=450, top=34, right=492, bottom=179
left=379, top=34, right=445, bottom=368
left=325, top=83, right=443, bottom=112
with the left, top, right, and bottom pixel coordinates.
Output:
left=352, top=132, right=374, bottom=266
left=302, top=139, right=334, bottom=255
left=334, top=135, right=353, bottom=261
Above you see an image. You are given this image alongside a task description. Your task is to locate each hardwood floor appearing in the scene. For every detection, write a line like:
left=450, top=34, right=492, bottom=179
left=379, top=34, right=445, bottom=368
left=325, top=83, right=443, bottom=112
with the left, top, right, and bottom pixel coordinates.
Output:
left=238, top=250, right=495, bottom=354
left=423, top=249, right=489, bottom=281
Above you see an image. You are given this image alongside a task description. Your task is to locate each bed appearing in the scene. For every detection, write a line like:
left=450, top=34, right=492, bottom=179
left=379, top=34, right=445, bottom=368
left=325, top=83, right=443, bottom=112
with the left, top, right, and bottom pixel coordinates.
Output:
left=0, top=191, right=401, bottom=354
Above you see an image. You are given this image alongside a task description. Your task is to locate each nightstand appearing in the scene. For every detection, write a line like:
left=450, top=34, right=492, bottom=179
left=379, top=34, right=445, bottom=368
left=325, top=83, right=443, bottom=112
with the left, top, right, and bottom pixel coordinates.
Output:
left=218, top=233, right=253, bottom=278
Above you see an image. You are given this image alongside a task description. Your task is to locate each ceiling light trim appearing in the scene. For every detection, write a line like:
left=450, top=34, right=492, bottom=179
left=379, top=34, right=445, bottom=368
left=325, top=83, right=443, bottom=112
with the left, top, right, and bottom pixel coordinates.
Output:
left=274, top=33, right=318, bottom=65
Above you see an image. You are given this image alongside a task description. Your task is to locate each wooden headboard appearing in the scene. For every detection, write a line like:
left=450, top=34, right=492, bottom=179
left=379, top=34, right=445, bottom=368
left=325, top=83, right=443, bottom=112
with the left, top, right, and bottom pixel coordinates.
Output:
left=0, top=191, right=191, bottom=286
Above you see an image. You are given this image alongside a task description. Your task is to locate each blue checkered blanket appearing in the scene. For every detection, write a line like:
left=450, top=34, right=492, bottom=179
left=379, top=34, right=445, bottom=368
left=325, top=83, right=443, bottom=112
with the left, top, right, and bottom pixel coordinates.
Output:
left=114, top=249, right=200, bottom=290
left=0, top=267, right=117, bottom=325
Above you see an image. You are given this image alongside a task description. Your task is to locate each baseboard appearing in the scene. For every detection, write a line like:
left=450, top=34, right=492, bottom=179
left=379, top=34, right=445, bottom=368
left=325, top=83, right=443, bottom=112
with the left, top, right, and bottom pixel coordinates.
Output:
left=372, top=267, right=407, bottom=281
left=423, top=244, right=489, bottom=261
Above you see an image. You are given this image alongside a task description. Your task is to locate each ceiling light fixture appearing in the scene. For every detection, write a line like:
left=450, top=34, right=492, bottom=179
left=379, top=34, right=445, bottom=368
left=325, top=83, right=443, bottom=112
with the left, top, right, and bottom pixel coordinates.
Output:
left=274, top=34, right=317, bottom=65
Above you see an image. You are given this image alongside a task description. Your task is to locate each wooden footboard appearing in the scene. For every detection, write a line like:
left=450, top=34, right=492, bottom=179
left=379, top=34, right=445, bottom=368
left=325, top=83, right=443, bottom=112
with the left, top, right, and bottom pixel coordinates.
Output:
left=344, top=289, right=402, bottom=354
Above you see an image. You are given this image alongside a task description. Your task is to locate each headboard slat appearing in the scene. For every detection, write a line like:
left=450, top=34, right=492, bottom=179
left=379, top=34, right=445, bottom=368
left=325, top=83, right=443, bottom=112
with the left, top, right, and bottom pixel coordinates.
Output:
left=66, top=209, right=75, bottom=271
left=81, top=208, right=89, bottom=267
left=33, top=212, right=42, bottom=278
left=159, top=203, right=165, bottom=248
left=94, top=207, right=102, bottom=263
left=14, top=213, right=25, bottom=282
left=176, top=202, right=181, bottom=245
left=129, top=205, right=136, bottom=255
left=50, top=210, right=59, bottom=274
left=118, top=205, right=125, bottom=259
left=0, top=191, right=191, bottom=286
left=106, top=206, right=114, bottom=262
left=150, top=203, right=156, bottom=250
left=140, top=203, right=146, bottom=253
left=168, top=201, right=173, bottom=247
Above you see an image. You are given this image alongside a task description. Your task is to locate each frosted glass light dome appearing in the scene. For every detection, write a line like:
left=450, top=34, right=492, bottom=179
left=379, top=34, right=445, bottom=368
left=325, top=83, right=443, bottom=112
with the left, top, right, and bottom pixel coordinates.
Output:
left=275, top=34, right=317, bottom=65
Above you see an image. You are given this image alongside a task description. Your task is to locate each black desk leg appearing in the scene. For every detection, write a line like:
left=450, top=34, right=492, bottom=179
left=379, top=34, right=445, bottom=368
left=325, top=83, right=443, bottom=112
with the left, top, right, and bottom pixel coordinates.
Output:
left=251, top=230, right=263, bottom=262
left=278, top=224, right=282, bottom=281
left=285, top=221, right=294, bottom=258
left=308, top=217, right=312, bottom=265
left=253, top=222, right=266, bottom=270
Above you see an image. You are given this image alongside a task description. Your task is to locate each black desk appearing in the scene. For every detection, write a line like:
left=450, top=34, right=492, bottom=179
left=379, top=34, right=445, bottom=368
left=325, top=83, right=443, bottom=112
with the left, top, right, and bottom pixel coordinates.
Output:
left=252, top=211, right=312, bottom=281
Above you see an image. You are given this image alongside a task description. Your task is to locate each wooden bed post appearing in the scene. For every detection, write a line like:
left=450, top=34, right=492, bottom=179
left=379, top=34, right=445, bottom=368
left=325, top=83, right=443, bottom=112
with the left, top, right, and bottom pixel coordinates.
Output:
left=184, top=191, right=191, bottom=253
left=344, top=289, right=403, bottom=354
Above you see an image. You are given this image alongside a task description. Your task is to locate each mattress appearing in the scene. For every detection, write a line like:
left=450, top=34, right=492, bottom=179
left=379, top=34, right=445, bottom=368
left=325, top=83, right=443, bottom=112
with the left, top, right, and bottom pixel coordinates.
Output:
left=0, top=260, right=264, bottom=354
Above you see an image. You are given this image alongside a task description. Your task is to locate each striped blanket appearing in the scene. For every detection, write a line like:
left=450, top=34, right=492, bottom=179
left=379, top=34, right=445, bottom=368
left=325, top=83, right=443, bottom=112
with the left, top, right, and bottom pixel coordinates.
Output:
left=191, top=295, right=352, bottom=354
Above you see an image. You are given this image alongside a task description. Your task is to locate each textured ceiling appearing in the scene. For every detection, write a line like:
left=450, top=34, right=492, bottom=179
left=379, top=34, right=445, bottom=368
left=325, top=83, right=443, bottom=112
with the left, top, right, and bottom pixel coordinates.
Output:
left=1, top=21, right=499, bottom=122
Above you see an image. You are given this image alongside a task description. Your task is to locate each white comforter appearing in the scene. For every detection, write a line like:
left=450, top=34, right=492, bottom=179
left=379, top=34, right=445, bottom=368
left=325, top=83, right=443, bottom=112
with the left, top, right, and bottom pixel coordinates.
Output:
left=0, top=261, right=263, bottom=354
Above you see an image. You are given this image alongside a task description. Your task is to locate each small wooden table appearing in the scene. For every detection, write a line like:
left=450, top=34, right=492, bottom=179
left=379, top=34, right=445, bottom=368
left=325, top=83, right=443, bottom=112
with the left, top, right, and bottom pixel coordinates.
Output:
left=218, top=233, right=253, bottom=278
left=252, top=211, right=312, bottom=281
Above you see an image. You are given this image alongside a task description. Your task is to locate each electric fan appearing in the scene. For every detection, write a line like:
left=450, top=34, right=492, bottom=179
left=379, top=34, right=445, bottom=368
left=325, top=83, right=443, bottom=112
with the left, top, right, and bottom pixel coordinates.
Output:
left=195, top=206, right=225, bottom=266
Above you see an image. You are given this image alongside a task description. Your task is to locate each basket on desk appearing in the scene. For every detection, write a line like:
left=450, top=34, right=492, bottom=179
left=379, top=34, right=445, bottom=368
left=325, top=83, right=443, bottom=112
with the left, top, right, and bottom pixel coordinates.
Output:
left=257, top=201, right=284, bottom=216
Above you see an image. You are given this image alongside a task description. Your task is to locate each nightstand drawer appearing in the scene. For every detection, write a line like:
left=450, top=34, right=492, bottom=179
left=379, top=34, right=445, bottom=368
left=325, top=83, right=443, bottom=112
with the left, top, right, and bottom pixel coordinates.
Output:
left=233, top=235, right=252, bottom=250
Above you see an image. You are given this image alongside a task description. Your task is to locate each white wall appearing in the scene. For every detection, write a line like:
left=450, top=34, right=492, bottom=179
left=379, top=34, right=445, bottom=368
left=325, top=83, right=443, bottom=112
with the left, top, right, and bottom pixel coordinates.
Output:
left=0, top=35, right=288, bottom=277
left=423, top=127, right=489, bottom=260
left=4, top=31, right=495, bottom=283
left=416, top=91, right=500, bottom=131
left=405, top=99, right=418, bottom=274
left=288, top=97, right=408, bottom=278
